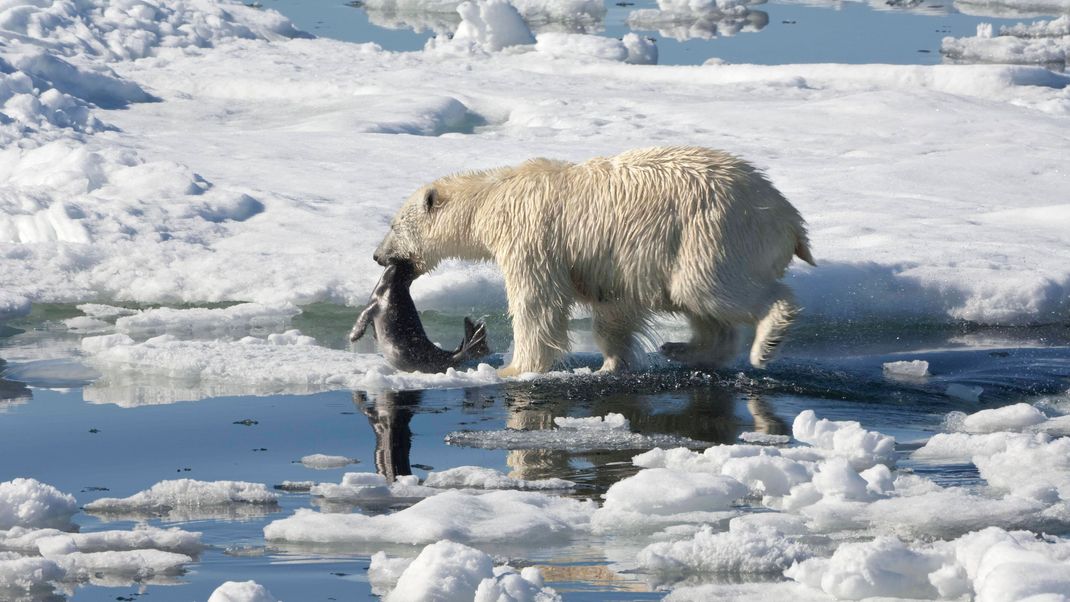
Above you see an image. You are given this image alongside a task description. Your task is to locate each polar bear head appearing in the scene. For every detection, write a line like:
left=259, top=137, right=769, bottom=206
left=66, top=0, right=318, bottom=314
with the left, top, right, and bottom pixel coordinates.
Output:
left=374, top=182, right=485, bottom=274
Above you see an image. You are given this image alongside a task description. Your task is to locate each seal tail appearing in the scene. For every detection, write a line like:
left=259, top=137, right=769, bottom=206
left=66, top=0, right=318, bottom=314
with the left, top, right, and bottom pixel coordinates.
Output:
left=453, top=317, right=491, bottom=362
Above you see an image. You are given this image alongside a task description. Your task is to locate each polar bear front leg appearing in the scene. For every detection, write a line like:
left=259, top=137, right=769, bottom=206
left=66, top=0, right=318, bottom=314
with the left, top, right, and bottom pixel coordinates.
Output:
left=499, top=266, right=573, bottom=376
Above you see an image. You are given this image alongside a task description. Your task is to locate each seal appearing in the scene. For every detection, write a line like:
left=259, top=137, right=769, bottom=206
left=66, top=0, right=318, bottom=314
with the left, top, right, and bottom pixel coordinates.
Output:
left=349, top=261, right=490, bottom=372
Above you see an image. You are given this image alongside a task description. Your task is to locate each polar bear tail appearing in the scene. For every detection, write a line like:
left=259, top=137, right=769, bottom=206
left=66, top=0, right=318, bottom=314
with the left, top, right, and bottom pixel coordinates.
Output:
left=794, top=231, right=816, bottom=266
left=749, top=285, right=800, bottom=369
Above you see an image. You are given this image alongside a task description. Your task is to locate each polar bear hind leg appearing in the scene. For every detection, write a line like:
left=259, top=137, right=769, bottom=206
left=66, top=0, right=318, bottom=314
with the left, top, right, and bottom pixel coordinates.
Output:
left=661, top=314, right=740, bottom=369
left=748, top=283, right=800, bottom=369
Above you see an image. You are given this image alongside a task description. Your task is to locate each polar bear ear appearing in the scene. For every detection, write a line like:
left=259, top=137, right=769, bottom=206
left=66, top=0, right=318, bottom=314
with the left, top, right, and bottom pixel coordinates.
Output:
left=424, top=188, right=439, bottom=213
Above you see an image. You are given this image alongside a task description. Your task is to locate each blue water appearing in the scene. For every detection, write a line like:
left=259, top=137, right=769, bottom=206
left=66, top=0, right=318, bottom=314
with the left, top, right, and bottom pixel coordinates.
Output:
left=2, top=306, right=1069, bottom=600
left=265, top=0, right=1061, bottom=65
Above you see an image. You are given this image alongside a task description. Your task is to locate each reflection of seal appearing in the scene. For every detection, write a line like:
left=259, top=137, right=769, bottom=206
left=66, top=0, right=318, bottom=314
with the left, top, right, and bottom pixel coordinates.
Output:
left=349, top=261, right=490, bottom=372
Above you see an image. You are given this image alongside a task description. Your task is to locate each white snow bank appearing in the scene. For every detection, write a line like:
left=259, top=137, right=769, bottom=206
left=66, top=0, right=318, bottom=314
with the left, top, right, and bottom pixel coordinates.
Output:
left=787, top=527, right=1070, bottom=601
left=299, top=454, right=359, bottom=469
left=81, top=330, right=503, bottom=403
left=113, top=303, right=300, bottom=338
left=0, top=479, right=77, bottom=530
left=446, top=413, right=710, bottom=451
left=83, top=479, right=277, bottom=513
left=373, top=540, right=560, bottom=602
left=791, top=410, right=896, bottom=469
left=0, top=293, right=29, bottom=322
left=943, top=17, right=1069, bottom=66
left=535, top=32, right=657, bottom=65
left=264, top=489, right=595, bottom=545
left=423, top=466, right=576, bottom=490
left=637, top=516, right=815, bottom=575
left=209, top=580, right=280, bottom=602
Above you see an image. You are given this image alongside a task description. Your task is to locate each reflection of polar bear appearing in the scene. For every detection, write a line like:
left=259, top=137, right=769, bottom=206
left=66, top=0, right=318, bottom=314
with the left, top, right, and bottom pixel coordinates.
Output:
left=374, top=146, right=815, bottom=375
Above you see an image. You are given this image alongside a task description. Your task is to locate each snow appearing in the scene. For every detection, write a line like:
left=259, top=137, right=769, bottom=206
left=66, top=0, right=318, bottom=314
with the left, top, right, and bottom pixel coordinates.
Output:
left=311, top=472, right=438, bottom=501
left=637, top=518, right=816, bottom=575
left=112, top=303, right=300, bottom=338
left=372, top=540, right=560, bottom=602
left=791, top=410, right=896, bottom=469
left=208, top=580, right=280, bottom=602
left=535, top=32, right=658, bottom=64
left=34, top=526, right=203, bottom=557
left=432, top=0, right=536, bottom=54
left=83, top=479, right=278, bottom=514
left=882, top=359, right=930, bottom=378
left=299, top=454, right=359, bottom=469
left=912, top=430, right=1050, bottom=461
left=958, top=402, right=1048, bottom=433
left=0, top=554, right=64, bottom=591
left=423, top=466, right=576, bottom=490
left=0, top=478, right=77, bottom=530
left=264, top=489, right=596, bottom=545
left=446, top=412, right=710, bottom=451
left=944, top=17, right=1069, bottom=66
left=53, top=549, right=193, bottom=580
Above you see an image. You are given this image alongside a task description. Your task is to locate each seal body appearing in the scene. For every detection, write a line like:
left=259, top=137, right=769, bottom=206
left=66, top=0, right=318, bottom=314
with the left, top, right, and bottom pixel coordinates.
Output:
left=350, top=261, right=490, bottom=372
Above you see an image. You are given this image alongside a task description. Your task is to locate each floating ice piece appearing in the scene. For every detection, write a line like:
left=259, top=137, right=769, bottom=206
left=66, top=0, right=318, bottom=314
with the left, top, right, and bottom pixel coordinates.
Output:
left=0, top=478, right=78, bottom=530
left=911, top=431, right=1050, bottom=462
left=423, top=466, right=575, bottom=490
left=428, top=0, right=535, bottom=54
left=299, top=454, right=359, bottom=469
left=955, top=402, right=1048, bottom=434
left=445, top=413, right=709, bottom=451
left=311, top=473, right=438, bottom=501
left=62, top=316, right=111, bottom=332
left=943, top=16, right=1069, bottom=66
left=113, top=303, right=301, bottom=338
left=208, top=580, right=280, bottom=602
left=945, top=383, right=984, bottom=402
left=974, top=435, right=1070, bottom=500
left=373, top=540, right=560, bottom=602
left=0, top=554, right=64, bottom=590
left=786, top=535, right=947, bottom=599
left=602, top=468, right=748, bottom=516
left=264, top=490, right=595, bottom=545
left=792, top=410, right=896, bottom=469
left=638, top=517, right=815, bottom=576
left=882, top=359, right=930, bottom=378
left=76, top=304, right=139, bottom=319
left=34, top=526, right=203, bottom=557
left=535, top=32, right=657, bottom=64
left=84, top=479, right=278, bottom=514
left=53, top=549, right=193, bottom=580
left=738, top=432, right=791, bottom=445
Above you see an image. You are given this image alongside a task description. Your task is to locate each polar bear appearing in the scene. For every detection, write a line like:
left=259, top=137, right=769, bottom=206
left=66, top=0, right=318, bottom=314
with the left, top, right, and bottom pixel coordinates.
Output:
left=373, top=146, right=815, bottom=376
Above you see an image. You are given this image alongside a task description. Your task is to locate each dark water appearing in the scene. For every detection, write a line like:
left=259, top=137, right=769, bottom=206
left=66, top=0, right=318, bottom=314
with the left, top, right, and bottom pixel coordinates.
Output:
left=2, top=305, right=1069, bottom=600
left=265, top=0, right=1062, bottom=66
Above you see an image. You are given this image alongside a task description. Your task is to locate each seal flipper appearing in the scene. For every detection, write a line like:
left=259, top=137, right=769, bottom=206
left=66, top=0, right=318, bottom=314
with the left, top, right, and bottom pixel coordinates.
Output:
left=452, top=317, right=491, bottom=363
left=349, top=303, right=379, bottom=342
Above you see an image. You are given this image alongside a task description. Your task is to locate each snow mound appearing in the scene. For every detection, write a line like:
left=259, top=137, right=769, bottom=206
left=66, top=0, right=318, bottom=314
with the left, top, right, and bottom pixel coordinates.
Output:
left=445, top=413, right=710, bottom=451
left=83, top=479, right=277, bottom=513
left=428, top=0, right=535, bottom=54
left=423, top=466, right=576, bottom=490
left=373, top=540, right=560, bottom=602
left=209, top=580, right=280, bottom=602
left=943, top=17, right=1069, bottom=66
left=299, top=454, right=359, bottom=469
left=0, top=478, right=78, bottom=530
left=264, top=489, right=595, bottom=545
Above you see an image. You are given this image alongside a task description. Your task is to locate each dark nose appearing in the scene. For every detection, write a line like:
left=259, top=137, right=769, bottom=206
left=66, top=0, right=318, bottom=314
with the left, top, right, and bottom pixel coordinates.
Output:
left=373, top=252, right=385, bottom=266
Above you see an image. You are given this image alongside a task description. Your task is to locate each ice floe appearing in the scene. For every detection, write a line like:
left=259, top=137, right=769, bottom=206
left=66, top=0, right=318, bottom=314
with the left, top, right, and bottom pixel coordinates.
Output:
left=371, top=540, right=561, bottom=601
left=311, top=473, right=438, bottom=503
left=423, top=466, right=576, bottom=490
left=0, top=478, right=77, bottom=530
left=209, top=580, right=280, bottom=602
left=299, top=454, right=360, bottom=469
left=944, top=17, right=1069, bottom=66
left=112, top=303, right=301, bottom=338
left=882, top=359, right=931, bottom=378
left=535, top=32, right=658, bottom=64
left=84, top=479, right=278, bottom=518
left=445, top=412, right=711, bottom=451
left=264, top=489, right=596, bottom=545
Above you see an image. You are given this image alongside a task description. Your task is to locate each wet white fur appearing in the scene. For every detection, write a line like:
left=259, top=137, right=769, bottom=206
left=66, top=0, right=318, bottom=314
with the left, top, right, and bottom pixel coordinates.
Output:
left=375, top=146, right=814, bottom=375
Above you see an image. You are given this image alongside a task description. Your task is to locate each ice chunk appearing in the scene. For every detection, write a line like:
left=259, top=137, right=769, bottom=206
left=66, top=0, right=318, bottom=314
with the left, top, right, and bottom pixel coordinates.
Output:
left=0, top=555, right=64, bottom=590
left=786, top=536, right=947, bottom=599
left=208, top=580, right=280, bottom=602
left=912, top=431, right=1050, bottom=462
left=792, top=410, right=896, bottom=469
left=299, top=454, right=359, bottom=469
left=638, top=520, right=814, bottom=575
left=423, top=466, right=575, bottom=490
left=63, top=316, right=111, bottom=332
left=375, top=540, right=560, bottom=602
left=430, top=0, right=535, bottom=54
left=599, top=468, right=747, bottom=516
left=0, top=478, right=78, bottom=530
left=974, top=436, right=1070, bottom=500
left=446, top=413, right=709, bottom=451
left=369, top=551, right=415, bottom=595
left=945, top=383, right=984, bottom=402
left=310, top=472, right=439, bottom=501
left=265, top=489, right=595, bottom=545
left=882, top=359, right=931, bottom=378
left=53, top=549, right=193, bottom=580
left=738, top=432, right=791, bottom=445
left=942, top=16, right=1069, bottom=66
left=720, top=454, right=812, bottom=496
left=76, top=304, right=138, bottom=318
left=959, top=402, right=1048, bottom=433
left=84, top=479, right=278, bottom=514
left=34, top=526, right=203, bottom=557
